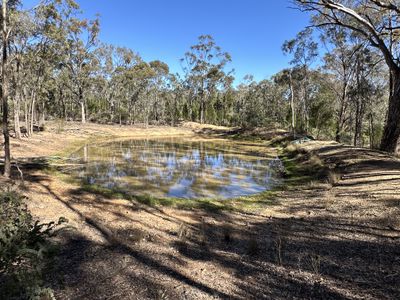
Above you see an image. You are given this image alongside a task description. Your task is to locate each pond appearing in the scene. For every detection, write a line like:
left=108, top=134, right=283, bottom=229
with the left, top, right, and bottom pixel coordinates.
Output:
left=68, top=138, right=282, bottom=199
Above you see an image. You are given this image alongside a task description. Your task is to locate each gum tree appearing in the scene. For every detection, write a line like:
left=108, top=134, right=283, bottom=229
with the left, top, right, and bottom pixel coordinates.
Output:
left=283, top=28, right=318, bottom=134
left=295, top=0, right=400, bottom=152
left=2, top=0, right=11, bottom=177
left=181, top=35, right=232, bottom=124
left=1, top=0, right=20, bottom=177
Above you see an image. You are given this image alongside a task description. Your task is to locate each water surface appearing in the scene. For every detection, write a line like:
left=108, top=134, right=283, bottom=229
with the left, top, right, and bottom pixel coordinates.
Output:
left=68, top=138, right=282, bottom=199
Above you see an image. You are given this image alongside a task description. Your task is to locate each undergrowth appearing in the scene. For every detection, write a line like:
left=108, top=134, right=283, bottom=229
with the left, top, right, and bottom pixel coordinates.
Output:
left=0, top=187, right=68, bottom=300
left=280, top=143, right=340, bottom=189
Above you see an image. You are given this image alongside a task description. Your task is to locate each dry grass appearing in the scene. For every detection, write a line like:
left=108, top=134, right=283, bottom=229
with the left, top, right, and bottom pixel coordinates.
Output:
left=4, top=121, right=198, bottom=159
left=326, top=169, right=341, bottom=186
left=285, top=143, right=298, bottom=153
left=308, top=154, right=323, bottom=167
left=2, top=123, right=400, bottom=299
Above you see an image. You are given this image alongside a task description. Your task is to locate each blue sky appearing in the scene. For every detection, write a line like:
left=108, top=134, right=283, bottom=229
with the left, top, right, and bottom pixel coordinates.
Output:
left=24, top=0, right=311, bottom=84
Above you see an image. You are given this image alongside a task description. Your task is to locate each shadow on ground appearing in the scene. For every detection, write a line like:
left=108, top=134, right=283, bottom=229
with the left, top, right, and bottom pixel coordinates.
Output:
left=13, top=147, right=400, bottom=299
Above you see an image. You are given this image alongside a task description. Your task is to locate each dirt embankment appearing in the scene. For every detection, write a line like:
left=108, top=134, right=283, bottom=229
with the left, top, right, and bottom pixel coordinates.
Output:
left=2, top=122, right=400, bottom=299
left=2, top=121, right=287, bottom=159
left=5, top=121, right=200, bottom=159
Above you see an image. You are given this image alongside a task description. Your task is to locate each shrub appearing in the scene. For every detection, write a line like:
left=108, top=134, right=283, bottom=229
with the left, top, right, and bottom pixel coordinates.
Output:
left=0, top=188, right=67, bottom=299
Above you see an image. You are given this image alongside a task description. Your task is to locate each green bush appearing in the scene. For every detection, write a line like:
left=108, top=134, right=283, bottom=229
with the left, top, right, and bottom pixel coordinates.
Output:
left=0, top=188, right=67, bottom=299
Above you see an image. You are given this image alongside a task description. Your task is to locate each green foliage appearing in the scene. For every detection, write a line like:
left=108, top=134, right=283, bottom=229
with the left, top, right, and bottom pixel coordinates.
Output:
left=205, top=99, right=217, bottom=124
left=181, top=35, right=233, bottom=124
left=0, top=188, right=68, bottom=299
left=4, top=0, right=391, bottom=152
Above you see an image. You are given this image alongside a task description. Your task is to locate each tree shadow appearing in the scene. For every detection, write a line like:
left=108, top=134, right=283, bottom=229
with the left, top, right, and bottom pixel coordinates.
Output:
left=35, top=180, right=236, bottom=299
left=173, top=213, right=400, bottom=299
left=15, top=148, right=400, bottom=299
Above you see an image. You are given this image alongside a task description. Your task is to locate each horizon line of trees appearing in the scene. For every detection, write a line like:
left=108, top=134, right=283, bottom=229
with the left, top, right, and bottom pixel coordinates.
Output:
left=1, top=0, right=399, bottom=178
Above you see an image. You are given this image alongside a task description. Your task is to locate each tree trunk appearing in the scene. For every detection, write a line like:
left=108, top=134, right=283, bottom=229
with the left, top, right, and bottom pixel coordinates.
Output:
left=13, top=91, right=21, bottom=139
left=353, top=107, right=361, bottom=147
left=2, top=0, right=10, bottom=178
left=110, top=99, right=114, bottom=123
left=30, top=95, right=35, bottom=136
left=200, top=79, right=205, bottom=124
left=289, top=72, right=296, bottom=137
left=353, top=95, right=365, bottom=148
left=335, top=84, right=348, bottom=143
left=132, top=100, right=137, bottom=125
left=369, top=113, right=374, bottom=149
left=380, top=71, right=400, bottom=153
left=81, top=101, right=86, bottom=124
left=24, top=95, right=28, bottom=133
left=189, top=95, right=193, bottom=121
left=79, top=88, right=86, bottom=124
left=128, top=98, right=132, bottom=125
left=13, top=59, right=22, bottom=139
left=59, top=88, right=67, bottom=119
left=38, top=101, right=45, bottom=126
left=200, top=96, right=204, bottom=124
left=335, top=109, right=344, bottom=143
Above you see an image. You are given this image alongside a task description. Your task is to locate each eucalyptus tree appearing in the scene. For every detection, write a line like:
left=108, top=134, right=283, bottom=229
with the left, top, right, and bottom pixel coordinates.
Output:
left=181, top=35, right=233, bottom=124
left=234, top=75, right=256, bottom=127
left=283, top=28, right=318, bottom=133
left=295, top=0, right=400, bottom=153
left=2, top=0, right=12, bottom=177
left=148, top=60, right=170, bottom=123
left=164, top=73, right=184, bottom=126
left=127, top=61, right=156, bottom=125
left=214, top=74, right=235, bottom=126
left=348, top=48, right=386, bottom=147
left=8, top=5, right=34, bottom=139
left=308, top=72, right=336, bottom=139
left=274, top=67, right=335, bottom=137
left=273, top=69, right=297, bottom=135
left=22, top=43, right=55, bottom=136
left=66, top=19, right=100, bottom=124
left=94, top=45, right=140, bottom=123
left=322, top=28, right=363, bottom=142
left=0, top=0, right=24, bottom=177
left=10, top=0, right=101, bottom=126
left=45, top=0, right=100, bottom=124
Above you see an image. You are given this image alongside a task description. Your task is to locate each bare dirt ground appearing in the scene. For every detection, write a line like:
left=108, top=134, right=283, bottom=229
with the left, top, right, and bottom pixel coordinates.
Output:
left=2, top=122, right=400, bottom=299
left=8, top=122, right=197, bottom=159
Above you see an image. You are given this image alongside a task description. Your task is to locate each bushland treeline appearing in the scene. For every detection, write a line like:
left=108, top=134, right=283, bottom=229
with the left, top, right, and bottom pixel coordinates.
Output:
left=1, top=0, right=400, bottom=178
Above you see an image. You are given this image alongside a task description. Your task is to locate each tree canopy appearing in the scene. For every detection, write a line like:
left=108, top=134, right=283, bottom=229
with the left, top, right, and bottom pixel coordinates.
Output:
left=1, top=0, right=400, bottom=177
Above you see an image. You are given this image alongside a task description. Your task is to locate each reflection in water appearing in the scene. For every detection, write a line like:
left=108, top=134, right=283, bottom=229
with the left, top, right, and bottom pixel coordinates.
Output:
left=68, top=139, right=282, bottom=199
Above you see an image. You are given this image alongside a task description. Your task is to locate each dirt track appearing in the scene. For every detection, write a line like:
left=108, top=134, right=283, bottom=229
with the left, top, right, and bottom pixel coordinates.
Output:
left=4, top=122, right=400, bottom=299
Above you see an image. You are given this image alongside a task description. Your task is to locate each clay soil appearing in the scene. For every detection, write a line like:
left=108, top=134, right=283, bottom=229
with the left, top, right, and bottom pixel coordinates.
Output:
left=2, top=122, right=400, bottom=299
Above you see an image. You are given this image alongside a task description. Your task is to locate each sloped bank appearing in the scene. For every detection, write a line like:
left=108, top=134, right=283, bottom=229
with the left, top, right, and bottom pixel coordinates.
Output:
left=3, top=123, right=400, bottom=299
